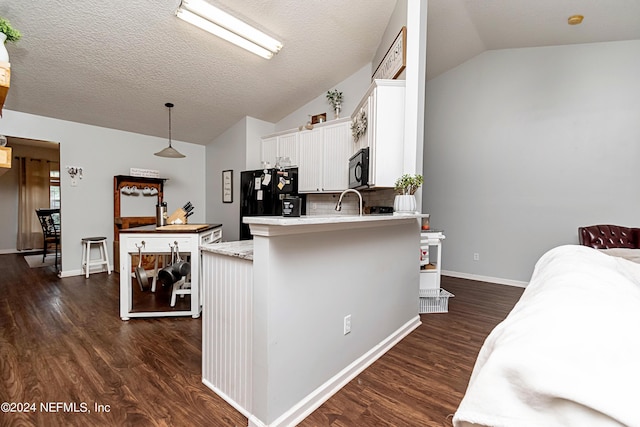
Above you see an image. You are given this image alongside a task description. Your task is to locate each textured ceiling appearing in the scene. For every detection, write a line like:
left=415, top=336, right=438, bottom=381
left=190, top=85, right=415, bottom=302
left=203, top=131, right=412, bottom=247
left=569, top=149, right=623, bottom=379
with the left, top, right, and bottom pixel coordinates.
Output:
left=2, top=0, right=639, bottom=146
left=427, top=0, right=640, bottom=80
left=2, top=0, right=396, bottom=145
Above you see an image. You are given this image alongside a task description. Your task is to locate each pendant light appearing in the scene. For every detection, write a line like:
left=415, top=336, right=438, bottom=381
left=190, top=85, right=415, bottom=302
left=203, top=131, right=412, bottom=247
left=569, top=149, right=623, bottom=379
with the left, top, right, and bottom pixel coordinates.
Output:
left=154, top=102, right=186, bottom=158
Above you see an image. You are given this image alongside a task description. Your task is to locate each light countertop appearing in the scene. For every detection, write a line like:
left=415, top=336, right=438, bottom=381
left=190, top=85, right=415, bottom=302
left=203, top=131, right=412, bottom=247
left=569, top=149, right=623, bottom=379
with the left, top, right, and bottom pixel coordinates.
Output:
left=243, top=214, right=427, bottom=237
left=120, top=223, right=222, bottom=233
left=201, top=240, right=253, bottom=261
left=243, top=213, right=427, bottom=227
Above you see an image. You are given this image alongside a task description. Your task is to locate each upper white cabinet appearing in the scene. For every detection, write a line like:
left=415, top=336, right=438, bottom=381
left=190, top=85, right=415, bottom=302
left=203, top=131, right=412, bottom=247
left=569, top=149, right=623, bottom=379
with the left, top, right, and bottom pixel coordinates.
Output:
left=278, top=133, right=298, bottom=166
left=259, top=79, right=404, bottom=193
left=261, top=119, right=351, bottom=193
left=320, top=121, right=351, bottom=192
left=351, top=79, right=405, bottom=188
left=260, top=133, right=298, bottom=167
left=298, top=128, right=323, bottom=192
left=298, top=120, right=350, bottom=193
left=352, top=94, right=371, bottom=154
left=261, top=136, right=277, bottom=167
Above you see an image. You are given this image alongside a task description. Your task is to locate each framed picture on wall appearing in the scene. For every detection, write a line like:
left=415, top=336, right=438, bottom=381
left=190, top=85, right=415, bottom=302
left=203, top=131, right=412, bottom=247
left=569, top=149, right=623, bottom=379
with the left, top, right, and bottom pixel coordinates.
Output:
left=372, top=26, right=407, bottom=80
left=311, top=113, right=327, bottom=124
left=222, top=170, right=233, bottom=203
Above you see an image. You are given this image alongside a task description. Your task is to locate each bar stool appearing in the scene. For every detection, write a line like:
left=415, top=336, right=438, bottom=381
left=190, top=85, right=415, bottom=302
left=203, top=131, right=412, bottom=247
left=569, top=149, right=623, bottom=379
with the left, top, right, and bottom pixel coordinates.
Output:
left=81, top=236, right=112, bottom=278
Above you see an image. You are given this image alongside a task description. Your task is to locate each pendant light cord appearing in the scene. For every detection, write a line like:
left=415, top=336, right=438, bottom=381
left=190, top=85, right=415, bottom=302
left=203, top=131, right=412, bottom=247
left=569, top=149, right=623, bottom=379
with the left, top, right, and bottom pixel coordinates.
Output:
left=154, top=101, right=184, bottom=158
left=166, top=102, right=174, bottom=148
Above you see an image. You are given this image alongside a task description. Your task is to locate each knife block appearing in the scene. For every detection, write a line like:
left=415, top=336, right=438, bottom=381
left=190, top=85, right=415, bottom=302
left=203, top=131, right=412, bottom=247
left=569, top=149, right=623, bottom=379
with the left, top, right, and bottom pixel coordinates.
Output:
left=167, top=208, right=187, bottom=225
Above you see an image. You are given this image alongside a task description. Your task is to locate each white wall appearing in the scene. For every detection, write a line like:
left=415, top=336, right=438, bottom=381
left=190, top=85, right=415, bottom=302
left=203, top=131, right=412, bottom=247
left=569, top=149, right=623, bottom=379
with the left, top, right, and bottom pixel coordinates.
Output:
left=245, top=117, right=273, bottom=171
left=373, top=0, right=408, bottom=80
left=276, top=0, right=410, bottom=134
left=250, top=219, right=419, bottom=423
left=0, top=110, right=206, bottom=275
left=423, top=40, right=640, bottom=283
left=205, top=116, right=272, bottom=241
left=275, top=64, right=374, bottom=133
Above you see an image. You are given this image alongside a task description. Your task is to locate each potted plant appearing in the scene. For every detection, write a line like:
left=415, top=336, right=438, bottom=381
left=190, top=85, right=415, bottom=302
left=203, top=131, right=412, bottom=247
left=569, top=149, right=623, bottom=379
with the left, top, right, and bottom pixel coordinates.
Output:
left=0, top=17, right=21, bottom=62
left=326, top=89, right=343, bottom=119
left=393, top=174, right=423, bottom=214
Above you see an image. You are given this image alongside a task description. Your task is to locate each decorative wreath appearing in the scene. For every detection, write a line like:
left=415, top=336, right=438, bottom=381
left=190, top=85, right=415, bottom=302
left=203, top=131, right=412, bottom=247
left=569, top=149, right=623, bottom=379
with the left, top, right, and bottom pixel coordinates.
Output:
left=351, top=108, right=367, bottom=142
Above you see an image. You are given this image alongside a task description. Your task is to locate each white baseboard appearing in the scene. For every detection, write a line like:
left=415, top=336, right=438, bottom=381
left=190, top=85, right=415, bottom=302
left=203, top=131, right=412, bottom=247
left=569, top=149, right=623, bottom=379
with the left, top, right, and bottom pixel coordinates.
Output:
left=0, top=249, right=40, bottom=255
left=3, top=252, right=114, bottom=279
left=202, top=379, right=253, bottom=421
left=442, top=270, right=528, bottom=288
left=58, top=269, right=83, bottom=278
left=58, top=266, right=114, bottom=278
left=245, top=315, right=422, bottom=427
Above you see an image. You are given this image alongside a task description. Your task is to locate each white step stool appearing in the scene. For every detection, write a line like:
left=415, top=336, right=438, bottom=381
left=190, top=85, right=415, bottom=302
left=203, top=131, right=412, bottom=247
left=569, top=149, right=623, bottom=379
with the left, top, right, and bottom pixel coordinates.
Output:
left=171, top=278, right=191, bottom=307
left=81, top=236, right=112, bottom=278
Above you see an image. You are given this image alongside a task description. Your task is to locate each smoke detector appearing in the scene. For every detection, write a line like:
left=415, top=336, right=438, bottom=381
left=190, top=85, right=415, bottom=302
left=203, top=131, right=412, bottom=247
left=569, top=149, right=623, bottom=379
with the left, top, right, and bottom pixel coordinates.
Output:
left=568, top=15, right=584, bottom=25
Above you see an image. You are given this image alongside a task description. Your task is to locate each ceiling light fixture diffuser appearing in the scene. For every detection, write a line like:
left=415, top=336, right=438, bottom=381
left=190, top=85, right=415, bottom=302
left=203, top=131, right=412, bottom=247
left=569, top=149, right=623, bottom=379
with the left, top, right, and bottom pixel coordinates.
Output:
left=176, top=0, right=283, bottom=59
left=155, top=102, right=186, bottom=158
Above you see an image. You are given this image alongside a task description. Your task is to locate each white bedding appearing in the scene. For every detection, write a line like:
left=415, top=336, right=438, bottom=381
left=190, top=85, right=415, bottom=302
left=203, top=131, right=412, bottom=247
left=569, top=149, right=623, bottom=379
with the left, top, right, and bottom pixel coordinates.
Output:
left=599, top=248, right=640, bottom=264
left=453, top=245, right=640, bottom=427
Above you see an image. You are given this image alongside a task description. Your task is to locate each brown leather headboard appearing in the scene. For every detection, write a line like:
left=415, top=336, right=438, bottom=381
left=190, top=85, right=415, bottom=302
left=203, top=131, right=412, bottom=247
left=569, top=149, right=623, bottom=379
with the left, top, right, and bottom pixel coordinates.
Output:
left=578, top=224, right=640, bottom=249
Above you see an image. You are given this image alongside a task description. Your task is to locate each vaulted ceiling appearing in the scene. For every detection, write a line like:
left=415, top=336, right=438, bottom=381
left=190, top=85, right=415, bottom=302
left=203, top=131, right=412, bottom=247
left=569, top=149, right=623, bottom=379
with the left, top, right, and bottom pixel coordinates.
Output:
left=2, top=0, right=639, bottom=145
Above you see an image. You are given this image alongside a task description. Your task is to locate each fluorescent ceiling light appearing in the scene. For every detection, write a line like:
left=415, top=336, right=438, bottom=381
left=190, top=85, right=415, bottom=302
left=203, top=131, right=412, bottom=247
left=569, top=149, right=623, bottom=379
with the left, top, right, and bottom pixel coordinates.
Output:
left=176, top=0, right=283, bottom=59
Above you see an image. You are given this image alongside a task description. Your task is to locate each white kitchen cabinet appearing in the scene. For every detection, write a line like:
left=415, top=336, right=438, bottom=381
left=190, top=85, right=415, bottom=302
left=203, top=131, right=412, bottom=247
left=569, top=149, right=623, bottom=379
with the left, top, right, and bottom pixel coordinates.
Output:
left=260, top=133, right=298, bottom=167
left=351, top=79, right=405, bottom=188
left=351, top=95, right=371, bottom=154
left=321, top=121, right=351, bottom=191
left=261, top=136, right=277, bottom=167
left=298, top=127, right=323, bottom=192
left=298, top=120, right=350, bottom=193
left=278, top=133, right=298, bottom=166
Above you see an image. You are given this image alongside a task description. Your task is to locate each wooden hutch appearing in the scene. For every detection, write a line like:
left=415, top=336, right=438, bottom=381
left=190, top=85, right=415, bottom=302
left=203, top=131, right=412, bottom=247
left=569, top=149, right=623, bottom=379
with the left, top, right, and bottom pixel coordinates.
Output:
left=113, top=175, right=166, bottom=270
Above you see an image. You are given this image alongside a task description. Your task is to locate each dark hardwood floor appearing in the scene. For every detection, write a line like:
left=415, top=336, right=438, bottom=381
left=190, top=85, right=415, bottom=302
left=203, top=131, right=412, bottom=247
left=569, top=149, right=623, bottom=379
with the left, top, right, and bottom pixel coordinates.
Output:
left=0, top=253, right=524, bottom=427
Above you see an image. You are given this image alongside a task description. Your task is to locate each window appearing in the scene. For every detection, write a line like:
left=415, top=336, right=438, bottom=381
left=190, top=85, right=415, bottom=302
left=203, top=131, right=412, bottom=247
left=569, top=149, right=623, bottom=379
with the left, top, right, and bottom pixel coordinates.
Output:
left=50, top=164, right=60, bottom=209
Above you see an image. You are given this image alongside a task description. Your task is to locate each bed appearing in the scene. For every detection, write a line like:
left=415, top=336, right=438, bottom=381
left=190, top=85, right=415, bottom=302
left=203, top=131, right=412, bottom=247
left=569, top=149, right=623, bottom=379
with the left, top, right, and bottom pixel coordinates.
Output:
left=453, top=244, right=640, bottom=427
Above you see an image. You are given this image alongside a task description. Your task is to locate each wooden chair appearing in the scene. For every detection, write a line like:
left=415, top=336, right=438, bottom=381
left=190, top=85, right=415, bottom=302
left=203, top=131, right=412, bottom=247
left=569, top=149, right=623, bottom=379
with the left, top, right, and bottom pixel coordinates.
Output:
left=35, top=208, right=60, bottom=271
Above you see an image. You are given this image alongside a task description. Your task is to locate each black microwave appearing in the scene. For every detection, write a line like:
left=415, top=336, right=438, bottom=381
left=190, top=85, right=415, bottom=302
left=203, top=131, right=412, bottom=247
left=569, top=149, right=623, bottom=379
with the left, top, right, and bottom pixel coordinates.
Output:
left=348, top=147, right=370, bottom=190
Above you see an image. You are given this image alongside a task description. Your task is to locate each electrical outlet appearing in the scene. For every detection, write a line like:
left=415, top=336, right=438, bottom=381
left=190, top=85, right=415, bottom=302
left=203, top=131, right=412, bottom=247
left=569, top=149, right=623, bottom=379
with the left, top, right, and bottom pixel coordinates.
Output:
left=343, top=315, right=351, bottom=335
left=473, top=253, right=480, bottom=261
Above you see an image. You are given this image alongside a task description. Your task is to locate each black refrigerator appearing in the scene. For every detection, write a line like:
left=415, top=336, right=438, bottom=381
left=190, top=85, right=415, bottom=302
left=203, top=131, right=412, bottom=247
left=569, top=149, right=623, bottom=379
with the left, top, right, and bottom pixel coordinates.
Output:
left=239, top=167, right=302, bottom=240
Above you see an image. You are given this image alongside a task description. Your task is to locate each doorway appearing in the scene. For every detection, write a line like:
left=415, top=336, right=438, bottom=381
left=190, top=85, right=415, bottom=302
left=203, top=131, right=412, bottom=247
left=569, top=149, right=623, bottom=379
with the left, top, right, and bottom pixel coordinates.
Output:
left=0, top=136, right=61, bottom=262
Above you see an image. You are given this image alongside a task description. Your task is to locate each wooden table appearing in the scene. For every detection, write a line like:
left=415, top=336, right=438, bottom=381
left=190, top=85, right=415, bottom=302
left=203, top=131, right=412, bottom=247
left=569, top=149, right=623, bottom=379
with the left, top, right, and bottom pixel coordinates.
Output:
left=119, top=223, right=222, bottom=320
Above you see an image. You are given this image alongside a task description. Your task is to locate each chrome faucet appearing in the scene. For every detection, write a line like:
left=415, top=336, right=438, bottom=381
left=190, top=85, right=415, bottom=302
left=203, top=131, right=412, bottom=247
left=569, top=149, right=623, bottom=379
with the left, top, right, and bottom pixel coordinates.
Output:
left=335, top=189, right=363, bottom=216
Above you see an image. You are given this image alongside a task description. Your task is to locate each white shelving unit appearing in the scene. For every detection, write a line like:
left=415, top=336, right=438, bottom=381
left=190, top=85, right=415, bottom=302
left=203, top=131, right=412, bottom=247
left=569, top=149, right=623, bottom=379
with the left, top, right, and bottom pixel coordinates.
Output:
left=419, top=230, right=445, bottom=290
left=419, top=229, right=452, bottom=313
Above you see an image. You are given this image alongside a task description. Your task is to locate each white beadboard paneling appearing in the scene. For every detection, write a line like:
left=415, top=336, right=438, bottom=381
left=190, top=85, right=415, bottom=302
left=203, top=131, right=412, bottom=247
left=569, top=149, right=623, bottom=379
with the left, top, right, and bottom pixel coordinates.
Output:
left=202, top=252, right=253, bottom=416
left=298, top=128, right=323, bottom=192
left=278, top=133, right=299, bottom=167
left=322, top=122, right=351, bottom=192
left=261, top=137, right=278, bottom=168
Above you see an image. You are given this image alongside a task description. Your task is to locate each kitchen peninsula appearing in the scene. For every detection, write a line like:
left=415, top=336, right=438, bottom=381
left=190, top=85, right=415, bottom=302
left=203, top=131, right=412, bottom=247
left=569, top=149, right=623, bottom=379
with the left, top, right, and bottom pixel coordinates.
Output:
left=200, top=215, right=421, bottom=427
